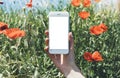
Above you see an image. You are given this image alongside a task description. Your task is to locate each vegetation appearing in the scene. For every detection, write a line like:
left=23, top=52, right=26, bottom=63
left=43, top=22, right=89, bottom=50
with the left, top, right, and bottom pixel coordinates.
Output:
left=0, top=0, right=120, bottom=78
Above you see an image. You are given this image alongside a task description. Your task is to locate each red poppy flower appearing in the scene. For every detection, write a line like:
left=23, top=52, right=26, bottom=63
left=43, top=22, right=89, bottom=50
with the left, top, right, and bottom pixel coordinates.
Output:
left=71, top=0, right=81, bottom=7
left=78, top=11, right=90, bottom=19
left=90, top=23, right=108, bottom=35
left=0, top=22, right=8, bottom=34
left=92, top=51, right=103, bottom=61
left=90, top=26, right=104, bottom=35
left=98, top=23, right=108, bottom=32
left=3, top=28, right=25, bottom=39
left=84, top=52, right=93, bottom=62
left=26, top=3, right=32, bottom=8
left=84, top=51, right=103, bottom=62
left=26, top=0, right=32, bottom=8
left=3, top=28, right=20, bottom=35
left=83, top=0, right=91, bottom=7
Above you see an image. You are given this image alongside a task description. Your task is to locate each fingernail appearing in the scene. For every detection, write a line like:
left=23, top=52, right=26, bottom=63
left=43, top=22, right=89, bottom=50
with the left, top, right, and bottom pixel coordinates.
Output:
left=45, top=30, right=48, bottom=34
left=44, top=46, right=48, bottom=52
left=70, top=32, right=73, bottom=37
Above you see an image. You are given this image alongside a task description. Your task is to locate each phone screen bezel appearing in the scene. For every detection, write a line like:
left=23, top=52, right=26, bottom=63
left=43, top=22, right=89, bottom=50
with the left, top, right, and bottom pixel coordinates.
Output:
left=49, top=12, right=69, bottom=54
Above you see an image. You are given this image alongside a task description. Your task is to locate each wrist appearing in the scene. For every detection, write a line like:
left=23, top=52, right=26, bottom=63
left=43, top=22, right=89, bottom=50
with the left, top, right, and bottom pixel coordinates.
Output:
left=63, top=64, right=85, bottom=78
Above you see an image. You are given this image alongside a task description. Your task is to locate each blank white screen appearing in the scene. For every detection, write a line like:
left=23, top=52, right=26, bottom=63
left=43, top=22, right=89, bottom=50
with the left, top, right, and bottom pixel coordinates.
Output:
left=49, top=16, right=68, bottom=49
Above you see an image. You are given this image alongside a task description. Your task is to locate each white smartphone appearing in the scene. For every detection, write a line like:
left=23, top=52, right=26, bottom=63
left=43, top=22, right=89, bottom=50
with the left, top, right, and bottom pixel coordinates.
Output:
left=49, top=12, right=69, bottom=54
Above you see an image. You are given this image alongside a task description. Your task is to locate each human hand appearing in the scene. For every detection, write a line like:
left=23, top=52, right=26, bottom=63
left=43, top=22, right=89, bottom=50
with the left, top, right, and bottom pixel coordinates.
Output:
left=44, top=30, right=75, bottom=72
left=44, top=30, right=84, bottom=78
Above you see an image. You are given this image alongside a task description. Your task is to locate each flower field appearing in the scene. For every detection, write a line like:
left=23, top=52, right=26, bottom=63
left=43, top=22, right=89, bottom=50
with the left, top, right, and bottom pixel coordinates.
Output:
left=0, top=0, right=120, bottom=78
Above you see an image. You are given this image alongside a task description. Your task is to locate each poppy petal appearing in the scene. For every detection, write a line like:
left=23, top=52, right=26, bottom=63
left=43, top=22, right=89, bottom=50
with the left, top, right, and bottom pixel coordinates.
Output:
left=3, top=28, right=20, bottom=35
left=84, top=52, right=93, bottom=62
left=98, top=23, right=108, bottom=32
left=90, top=26, right=104, bottom=35
left=0, top=22, right=8, bottom=34
left=78, top=11, right=90, bottom=19
left=83, top=0, right=91, bottom=7
left=26, top=3, right=32, bottom=8
left=7, top=30, right=25, bottom=39
left=71, top=0, right=81, bottom=7
left=3, top=28, right=25, bottom=39
left=92, top=51, right=103, bottom=61
left=30, top=0, right=32, bottom=3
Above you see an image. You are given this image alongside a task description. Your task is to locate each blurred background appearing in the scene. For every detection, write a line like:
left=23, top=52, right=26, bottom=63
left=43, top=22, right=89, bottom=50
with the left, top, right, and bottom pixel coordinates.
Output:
left=0, top=0, right=120, bottom=78
left=0, top=0, right=119, bottom=12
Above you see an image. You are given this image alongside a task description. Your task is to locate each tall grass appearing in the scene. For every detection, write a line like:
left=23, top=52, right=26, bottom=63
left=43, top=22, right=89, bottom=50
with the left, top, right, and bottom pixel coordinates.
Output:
left=0, top=1, right=120, bottom=78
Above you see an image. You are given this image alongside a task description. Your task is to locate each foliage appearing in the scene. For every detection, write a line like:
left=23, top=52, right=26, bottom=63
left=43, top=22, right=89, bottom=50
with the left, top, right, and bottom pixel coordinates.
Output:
left=0, top=1, right=120, bottom=78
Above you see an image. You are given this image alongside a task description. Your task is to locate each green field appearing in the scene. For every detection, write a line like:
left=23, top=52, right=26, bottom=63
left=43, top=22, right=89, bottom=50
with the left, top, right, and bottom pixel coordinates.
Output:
left=0, top=1, right=120, bottom=78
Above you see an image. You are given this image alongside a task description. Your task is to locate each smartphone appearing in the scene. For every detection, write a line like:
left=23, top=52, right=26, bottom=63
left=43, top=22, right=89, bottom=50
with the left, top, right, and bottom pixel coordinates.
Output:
left=49, top=12, right=69, bottom=54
